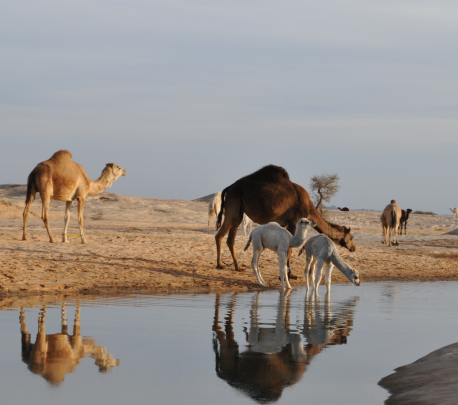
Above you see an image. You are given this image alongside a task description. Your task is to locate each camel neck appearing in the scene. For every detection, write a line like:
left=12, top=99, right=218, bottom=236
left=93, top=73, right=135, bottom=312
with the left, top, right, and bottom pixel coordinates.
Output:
left=290, top=226, right=308, bottom=248
left=88, top=168, right=114, bottom=196
left=330, top=251, right=354, bottom=277
left=303, top=205, right=345, bottom=242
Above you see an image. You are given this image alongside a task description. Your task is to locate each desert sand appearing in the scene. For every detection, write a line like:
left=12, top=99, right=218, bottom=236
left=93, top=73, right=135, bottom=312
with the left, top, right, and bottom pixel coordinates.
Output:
left=0, top=184, right=457, bottom=297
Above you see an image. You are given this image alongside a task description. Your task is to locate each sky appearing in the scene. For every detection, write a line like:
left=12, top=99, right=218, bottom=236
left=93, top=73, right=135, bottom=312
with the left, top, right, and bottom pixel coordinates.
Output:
left=1, top=0, right=457, bottom=214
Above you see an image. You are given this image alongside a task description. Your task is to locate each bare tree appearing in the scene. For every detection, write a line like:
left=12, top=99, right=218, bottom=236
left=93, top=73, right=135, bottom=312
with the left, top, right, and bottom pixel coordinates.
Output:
left=309, top=173, right=340, bottom=216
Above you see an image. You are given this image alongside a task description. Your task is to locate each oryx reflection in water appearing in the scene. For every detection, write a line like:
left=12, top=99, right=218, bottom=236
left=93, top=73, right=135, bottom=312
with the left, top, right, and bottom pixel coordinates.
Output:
left=19, top=301, right=120, bottom=385
left=212, top=291, right=358, bottom=403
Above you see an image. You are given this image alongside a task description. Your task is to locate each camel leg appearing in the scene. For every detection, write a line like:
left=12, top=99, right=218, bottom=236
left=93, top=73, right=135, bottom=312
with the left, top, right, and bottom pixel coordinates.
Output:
left=309, top=258, right=317, bottom=290
left=285, top=223, right=298, bottom=279
left=215, top=218, right=235, bottom=269
left=22, top=188, right=37, bottom=241
left=314, top=258, right=325, bottom=291
left=227, top=222, right=244, bottom=271
left=62, top=201, right=72, bottom=243
left=208, top=212, right=212, bottom=234
left=251, top=249, right=269, bottom=287
left=41, top=194, right=55, bottom=243
left=304, top=254, right=313, bottom=290
left=393, top=228, right=398, bottom=245
left=279, top=252, right=291, bottom=290
left=324, top=262, right=334, bottom=292
left=77, top=198, right=87, bottom=244
left=382, top=225, right=387, bottom=244
left=255, top=249, right=269, bottom=286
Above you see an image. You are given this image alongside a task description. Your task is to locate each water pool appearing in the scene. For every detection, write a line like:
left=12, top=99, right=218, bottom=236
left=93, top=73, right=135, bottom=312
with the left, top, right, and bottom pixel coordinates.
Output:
left=1, top=281, right=458, bottom=404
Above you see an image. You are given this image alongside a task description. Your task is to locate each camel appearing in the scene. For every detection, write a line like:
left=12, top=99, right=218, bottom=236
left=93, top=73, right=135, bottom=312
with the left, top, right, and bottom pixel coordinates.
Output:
left=450, top=207, right=458, bottom=220
left=244, top=218, right=316, bottom=289
left=212, top=290, right=357, bottom=403
left=22, top=150, right=126, bottom=243
left=299, top=234, right=360, bottom=292
left=19, top=302, right=120, bottom=384
left=215, top=165, right=356, bottom=278
left=381, top=201, right=402, bottom=246
left=399, top=208, right=413, bottom=235
left=208, top=192, right=222, bottom=234
left=241, top=213, right=253, bottom=236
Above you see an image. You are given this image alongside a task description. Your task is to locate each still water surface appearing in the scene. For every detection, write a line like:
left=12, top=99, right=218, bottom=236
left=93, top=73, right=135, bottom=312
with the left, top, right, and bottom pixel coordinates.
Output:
left=1, top=282, right=458, bottom=404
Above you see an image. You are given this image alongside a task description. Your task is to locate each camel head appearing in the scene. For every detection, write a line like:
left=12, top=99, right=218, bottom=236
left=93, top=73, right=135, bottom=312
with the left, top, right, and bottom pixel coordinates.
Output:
left=105, top=163, right=127, bottom=181
left=298, top=218, right=316, bottom=229
left=339, top=227, right=356, bottom=252
left=347, top=268, right=360, bottom=286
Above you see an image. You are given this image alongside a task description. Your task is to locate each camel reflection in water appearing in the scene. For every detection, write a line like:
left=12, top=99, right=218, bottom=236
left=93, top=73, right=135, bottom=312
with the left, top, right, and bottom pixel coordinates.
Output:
left=213, top=291, right=358, bottom=403
left=19, top=301, right=120, bottom=385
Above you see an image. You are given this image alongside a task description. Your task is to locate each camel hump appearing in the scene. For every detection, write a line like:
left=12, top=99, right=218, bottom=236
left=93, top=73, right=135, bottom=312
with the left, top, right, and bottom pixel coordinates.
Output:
left=49, top=150, right=73, bottom=162
left=242, top=164, right=290, bottom=183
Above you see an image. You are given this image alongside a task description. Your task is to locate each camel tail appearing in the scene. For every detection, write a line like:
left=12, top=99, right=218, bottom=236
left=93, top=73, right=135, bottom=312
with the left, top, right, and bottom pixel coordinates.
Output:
left=244, top=234, right=252, bottom=251
left=216, top=186, right=229, bottom=230
left=25, top=173, right=36, bottom=204
left=391, top=208, right=396, bottom=228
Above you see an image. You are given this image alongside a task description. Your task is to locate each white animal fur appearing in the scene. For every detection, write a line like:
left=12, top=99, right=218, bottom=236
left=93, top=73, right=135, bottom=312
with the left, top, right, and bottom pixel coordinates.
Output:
left=450, top=207, right=458, bottom=220
left=241, top=213, right=253, bottom=236
left=299, top=234, right=360, bottom=292
left=244, top=218, right=316, bottom=290
left=208, top=192, right=222, bottom=234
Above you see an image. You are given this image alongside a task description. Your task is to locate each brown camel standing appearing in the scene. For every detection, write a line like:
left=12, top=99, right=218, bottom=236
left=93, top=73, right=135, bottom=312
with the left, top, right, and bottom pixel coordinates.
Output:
left=22, top=150, right=126, bottom=244
left=215, top=165, right=355, bottom=278
left=381, top=201, right=402, bottom=246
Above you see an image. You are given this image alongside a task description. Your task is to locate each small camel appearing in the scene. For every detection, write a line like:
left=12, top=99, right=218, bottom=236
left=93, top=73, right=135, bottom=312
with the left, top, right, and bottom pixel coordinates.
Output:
left=244, top=218, right=316, bottom=290
left=241, top=213, right=253, bottom=236
left=299, top=234, right=360, bottom=292
left=399, top=208, right=412, bottom=235
left=208, top=192, right=222, bottom=234
left=381, top=201, right=402, bottom=246
left=450, top=207, right=458, bottom=220
left=23, top=150, right=126, bottom=244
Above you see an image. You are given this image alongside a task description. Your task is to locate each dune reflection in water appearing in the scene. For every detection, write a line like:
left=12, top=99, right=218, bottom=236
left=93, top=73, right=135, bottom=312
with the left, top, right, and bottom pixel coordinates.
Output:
left=212, top=290, right=358, bottom=403
left=19, top=300, right=120, bottom=385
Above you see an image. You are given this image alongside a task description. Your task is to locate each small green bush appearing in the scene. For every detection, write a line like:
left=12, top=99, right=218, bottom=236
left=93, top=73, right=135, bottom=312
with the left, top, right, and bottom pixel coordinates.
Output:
left=412, top=210, right=436, bottom=216
left=0, top=199, right=13, bottom=207
left=93, top=211, right=105, bottom=220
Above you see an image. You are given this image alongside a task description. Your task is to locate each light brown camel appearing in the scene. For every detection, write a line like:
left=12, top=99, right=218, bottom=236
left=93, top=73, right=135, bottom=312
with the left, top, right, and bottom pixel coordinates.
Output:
left=22, top=150, right=126, bottom=243
left=215, top=165, right=356, bottom=278
left=381, top=201, right=402, bottom=246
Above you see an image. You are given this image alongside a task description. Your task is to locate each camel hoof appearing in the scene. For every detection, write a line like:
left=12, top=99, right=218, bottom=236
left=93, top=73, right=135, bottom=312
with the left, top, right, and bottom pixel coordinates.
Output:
left=288, top=274, right=298, bottom=280
left=81, top=240, right=88, bottom=244
left=216, top=264, right=224, bottom=269
left=235, top=267, right=245, bottom=272
left=22, top=237, right=28, bottom=241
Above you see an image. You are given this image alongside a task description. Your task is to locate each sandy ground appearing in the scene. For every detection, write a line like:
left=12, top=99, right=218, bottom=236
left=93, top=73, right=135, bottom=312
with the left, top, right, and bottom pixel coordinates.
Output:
left=0, top=184, right=457, bottom=297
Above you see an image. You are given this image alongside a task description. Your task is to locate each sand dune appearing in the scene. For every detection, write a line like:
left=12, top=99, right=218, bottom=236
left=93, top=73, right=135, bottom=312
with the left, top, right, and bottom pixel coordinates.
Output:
left=0, top=184, right=457, bottom=297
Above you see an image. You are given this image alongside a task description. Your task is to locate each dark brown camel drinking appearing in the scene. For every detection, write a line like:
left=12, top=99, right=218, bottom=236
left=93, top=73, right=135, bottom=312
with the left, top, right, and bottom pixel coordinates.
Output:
left=215, top=165, right=356, bottom=278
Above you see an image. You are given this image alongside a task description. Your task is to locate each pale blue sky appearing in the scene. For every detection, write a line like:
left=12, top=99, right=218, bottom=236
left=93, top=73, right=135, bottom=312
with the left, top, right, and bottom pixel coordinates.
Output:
left=1, top=0, right=457, bottom=214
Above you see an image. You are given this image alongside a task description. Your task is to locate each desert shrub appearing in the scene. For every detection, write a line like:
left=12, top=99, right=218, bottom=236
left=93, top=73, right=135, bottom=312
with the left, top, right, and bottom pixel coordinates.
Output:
left=93, top=211, right=105, bottom=220
left=412, top=210, right=436, bottom=216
